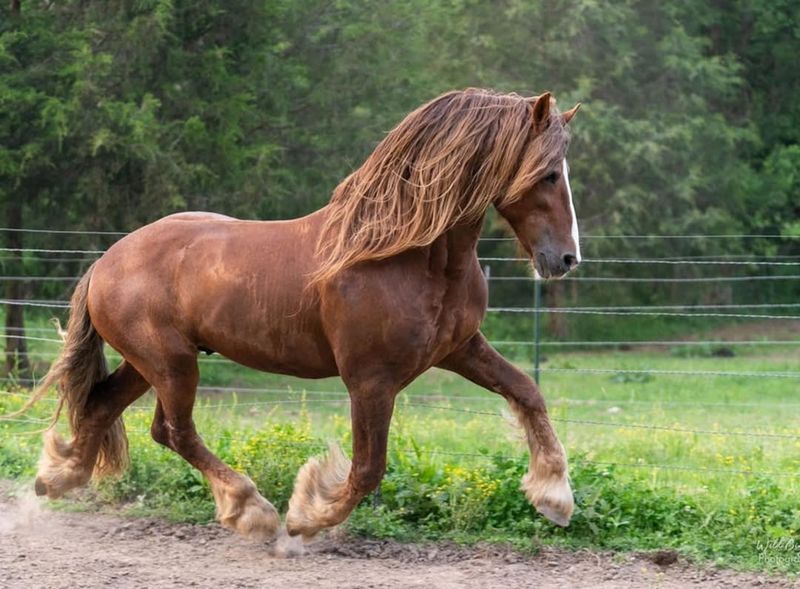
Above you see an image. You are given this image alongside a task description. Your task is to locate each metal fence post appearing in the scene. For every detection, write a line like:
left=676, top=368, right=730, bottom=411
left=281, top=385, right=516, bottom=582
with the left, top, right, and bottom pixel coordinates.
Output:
left=533, top=277, right=541, bottom=385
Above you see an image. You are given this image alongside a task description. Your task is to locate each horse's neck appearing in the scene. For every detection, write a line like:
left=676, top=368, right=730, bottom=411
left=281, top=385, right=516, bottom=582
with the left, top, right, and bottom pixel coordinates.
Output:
left=311, top=204, right=484, bottom=274
left=432, top=219, right=484, bottom=274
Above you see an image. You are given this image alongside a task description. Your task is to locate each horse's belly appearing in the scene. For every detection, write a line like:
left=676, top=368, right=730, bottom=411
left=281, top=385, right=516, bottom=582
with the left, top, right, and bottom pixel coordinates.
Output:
left=189, top=286, right=339, bottom=379
left=199, top=323, right=339, bottom=379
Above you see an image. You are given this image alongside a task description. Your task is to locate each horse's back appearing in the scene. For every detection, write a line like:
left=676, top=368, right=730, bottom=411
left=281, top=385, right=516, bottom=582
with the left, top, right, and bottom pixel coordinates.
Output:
left=159, top=211, right=237, bottom=222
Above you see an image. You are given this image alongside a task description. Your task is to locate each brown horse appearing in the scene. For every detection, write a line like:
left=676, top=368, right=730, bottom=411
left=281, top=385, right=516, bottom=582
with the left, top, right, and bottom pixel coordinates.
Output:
left=25, top=88, right=581, bottom=541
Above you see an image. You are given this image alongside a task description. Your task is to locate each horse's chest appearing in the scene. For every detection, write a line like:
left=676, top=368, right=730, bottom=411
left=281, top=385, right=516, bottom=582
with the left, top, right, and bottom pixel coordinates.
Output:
left=427, top=279, right=486, bottom=357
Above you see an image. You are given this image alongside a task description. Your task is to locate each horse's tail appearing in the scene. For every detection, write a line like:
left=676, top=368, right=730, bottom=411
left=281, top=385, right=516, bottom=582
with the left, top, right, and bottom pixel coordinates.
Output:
left=10, top=263, right=128, bottom=476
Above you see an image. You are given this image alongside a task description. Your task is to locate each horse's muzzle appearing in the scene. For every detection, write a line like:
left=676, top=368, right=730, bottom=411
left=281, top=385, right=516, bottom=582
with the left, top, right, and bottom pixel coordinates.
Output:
left=534, top=250, right=579, bottom=279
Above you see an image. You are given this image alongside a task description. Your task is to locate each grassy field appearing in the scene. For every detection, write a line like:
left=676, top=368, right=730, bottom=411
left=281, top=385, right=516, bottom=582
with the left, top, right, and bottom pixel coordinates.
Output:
left=1, top=319, right=799, bottom=574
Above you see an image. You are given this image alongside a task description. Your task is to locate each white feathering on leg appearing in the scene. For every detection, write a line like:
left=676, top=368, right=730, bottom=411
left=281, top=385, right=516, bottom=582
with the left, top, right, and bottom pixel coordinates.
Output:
left=508, top=402, right=574, bottom=527
left=34, top=429, right=91, bottom=499
left=210, top=476, right=280, bottom=541
left=285, top=443, right=352, bottom=540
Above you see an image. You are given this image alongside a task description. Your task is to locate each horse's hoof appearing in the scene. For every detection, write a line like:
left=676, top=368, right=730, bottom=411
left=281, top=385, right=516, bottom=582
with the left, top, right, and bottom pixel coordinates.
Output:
left=523, top=470, right=574, bottom=527
left=536, top=502, right=571, bottom=527
left=214, top=479, right=280, bottom=542
left=232, top=493, right=281, bottom=541
left=33, top=476, right=69, bottom=500
left=284, top=518, right=321, bottom=541
left=34, top=477, right=48, bottom=497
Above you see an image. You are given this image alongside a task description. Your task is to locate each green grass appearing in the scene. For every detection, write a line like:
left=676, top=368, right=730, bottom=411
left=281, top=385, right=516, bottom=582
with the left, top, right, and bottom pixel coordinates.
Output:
left=1, top=317, right=799, bottom=574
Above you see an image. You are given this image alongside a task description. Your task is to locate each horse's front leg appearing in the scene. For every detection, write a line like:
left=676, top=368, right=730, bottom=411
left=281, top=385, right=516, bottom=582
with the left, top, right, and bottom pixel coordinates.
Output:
left=438, top=332, right=573, bottom=527
left=286, top=381, right=396, bottom=539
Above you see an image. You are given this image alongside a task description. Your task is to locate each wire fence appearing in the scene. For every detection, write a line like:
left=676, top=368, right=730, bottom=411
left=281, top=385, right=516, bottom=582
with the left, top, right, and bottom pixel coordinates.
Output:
left=489, top=274, right=800, bottom=283
left=4, top=333, right=799, bottom=379
left=7, top=327, right=800, bottom=349
left=480, top=256, right=800, bottom=266
left=3, top=227, right=799, bottom=238
left=4, top=243, right=800, bottom=263
left=7, top=386, right=797, bottom=438
left=5, top=384, right=800, bottom=409
left=2, top=389, right=798, bottom=479
left=4, top=296, right=800, bottom=318
left=1, top=229, right=799, bottom=482
left=2, top=410, right=793, bottom=478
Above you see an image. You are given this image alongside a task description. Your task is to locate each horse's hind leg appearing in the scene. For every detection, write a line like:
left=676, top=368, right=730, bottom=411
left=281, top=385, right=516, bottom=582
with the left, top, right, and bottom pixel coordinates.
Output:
left=147, top=357, right=280, bottom=541
left=35, top=360, right=150, bottom=498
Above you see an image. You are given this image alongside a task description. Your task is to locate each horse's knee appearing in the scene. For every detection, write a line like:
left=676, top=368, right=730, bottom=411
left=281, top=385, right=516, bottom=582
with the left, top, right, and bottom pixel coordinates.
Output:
left=511, top=392, right=547, bottom=415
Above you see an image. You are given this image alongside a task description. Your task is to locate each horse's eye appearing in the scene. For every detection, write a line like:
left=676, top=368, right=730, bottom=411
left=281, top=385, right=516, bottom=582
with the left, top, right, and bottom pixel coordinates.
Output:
left=544, top=171, right=560, bottom=185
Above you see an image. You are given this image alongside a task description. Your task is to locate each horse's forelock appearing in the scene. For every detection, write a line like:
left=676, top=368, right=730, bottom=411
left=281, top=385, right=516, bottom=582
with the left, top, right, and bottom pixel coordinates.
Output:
left=313, top=89, right=570, bottom=284
left=504, top=105, right=570, bottom=205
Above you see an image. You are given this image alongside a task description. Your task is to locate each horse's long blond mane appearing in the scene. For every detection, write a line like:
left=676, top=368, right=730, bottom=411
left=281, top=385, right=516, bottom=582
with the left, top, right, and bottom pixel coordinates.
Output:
left=313, top=88, right=569, bottom=283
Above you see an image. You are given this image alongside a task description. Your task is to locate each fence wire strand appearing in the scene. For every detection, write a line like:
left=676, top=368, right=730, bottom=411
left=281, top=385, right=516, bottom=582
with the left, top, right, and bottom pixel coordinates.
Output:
left=479, top=256, right=800, bottom=266
left=3, top=386, right=798, bottom=440
left=489, top=275, right=800, bottom=283
left=4, top=298, right=800, bottom=320
left=4, top=386, right=800, bottom=410
left=4, top=228, right=799, bottom=239
left=4, top=421, right=794, bottom=479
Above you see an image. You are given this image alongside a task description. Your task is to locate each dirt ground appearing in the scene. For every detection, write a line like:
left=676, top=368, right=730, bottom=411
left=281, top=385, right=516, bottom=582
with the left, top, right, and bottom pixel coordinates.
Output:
left=705, top=318, right=800, bottom=341
left=0, top=491, right=795, bottom=589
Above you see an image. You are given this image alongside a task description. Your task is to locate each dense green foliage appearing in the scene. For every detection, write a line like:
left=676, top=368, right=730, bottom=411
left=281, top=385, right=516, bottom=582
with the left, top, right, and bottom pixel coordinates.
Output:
left=3, top=1, right=799, bottom=232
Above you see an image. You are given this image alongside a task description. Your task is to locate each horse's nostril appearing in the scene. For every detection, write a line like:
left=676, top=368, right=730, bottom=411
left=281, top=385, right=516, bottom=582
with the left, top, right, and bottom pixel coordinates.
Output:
left=563, top=254, right=578, bottom=269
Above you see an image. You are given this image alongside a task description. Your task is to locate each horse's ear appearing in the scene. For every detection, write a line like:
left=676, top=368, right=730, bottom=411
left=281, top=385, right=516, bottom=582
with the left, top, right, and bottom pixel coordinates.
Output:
left=529, top=92, right=551, bottom=134
left=563, top=103, right=581, bottom=125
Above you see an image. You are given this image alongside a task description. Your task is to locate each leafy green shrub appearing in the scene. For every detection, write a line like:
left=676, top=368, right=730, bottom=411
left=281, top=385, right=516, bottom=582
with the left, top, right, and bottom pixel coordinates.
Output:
left=356, top=450, right=799, bottom=572
left=229, top=423, right=318, bottom=512
left=92, top=418, right=320, bottom=521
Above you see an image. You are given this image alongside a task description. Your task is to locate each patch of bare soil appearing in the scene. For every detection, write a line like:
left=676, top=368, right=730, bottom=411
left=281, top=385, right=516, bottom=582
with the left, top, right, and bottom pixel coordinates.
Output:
left=696, top=319, right=800, bottom=343
left=0, top=491, right=795, bottom=589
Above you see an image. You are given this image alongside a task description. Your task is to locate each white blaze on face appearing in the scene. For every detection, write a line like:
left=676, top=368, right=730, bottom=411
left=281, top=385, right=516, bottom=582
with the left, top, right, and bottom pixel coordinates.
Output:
left=562, top=159, right=581, bottom=263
